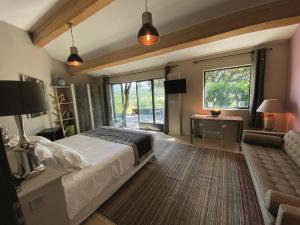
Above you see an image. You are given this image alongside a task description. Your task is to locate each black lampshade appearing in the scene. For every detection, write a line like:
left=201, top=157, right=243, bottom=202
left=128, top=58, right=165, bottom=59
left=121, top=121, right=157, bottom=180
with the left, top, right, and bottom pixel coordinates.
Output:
left=0, top=81, right=48, bottom=116
left=67, top=46, right=83, bottom=66
left=138, top=11, right=160, bottom=46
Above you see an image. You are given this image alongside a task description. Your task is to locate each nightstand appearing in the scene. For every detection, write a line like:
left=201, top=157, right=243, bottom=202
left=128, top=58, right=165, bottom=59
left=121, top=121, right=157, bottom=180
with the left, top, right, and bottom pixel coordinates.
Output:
left=18, top=168, right=70, bottom=225
left=36, top=127, right=64, bottom=141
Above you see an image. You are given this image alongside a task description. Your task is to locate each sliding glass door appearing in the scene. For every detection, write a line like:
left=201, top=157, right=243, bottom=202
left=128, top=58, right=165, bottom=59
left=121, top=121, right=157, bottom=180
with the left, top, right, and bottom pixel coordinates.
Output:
left=124, top=82, right=139, bottom=129
left=153, top=78, right=165, bottom=127
left=111, top=78, right=165, bottom=131
left=111, top=84, right=123, bottom=126
left=137, top=80, right=154, bottom=129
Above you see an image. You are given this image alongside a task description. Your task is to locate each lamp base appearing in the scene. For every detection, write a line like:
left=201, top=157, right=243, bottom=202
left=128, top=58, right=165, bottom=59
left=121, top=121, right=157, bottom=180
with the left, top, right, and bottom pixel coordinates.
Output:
left=263, top=113, right=275, bottom=131
left=13, top=115, right=46, bottom=179
left=13, top=144, right=46, bottom=179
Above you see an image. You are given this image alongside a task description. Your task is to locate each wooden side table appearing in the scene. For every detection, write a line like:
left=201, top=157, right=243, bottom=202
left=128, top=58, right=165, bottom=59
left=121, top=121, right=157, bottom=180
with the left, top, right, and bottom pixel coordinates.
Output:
left=190, top=115, right=244, bottom=144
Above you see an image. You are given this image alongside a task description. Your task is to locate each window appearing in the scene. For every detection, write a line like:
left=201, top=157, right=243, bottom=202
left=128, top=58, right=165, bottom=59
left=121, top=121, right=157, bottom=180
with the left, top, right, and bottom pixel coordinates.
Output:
left=204, top=65, right=251, bottom=109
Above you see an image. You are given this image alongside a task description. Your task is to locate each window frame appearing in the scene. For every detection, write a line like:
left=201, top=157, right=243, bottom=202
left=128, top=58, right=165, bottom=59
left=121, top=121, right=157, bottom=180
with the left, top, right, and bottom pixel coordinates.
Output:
left=203, top=65, right=252, bottom=110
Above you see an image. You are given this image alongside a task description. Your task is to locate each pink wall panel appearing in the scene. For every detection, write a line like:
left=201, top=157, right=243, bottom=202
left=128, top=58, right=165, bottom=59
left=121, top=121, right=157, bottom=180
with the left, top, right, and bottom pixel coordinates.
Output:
left=287, top=25, right=300, bottom=131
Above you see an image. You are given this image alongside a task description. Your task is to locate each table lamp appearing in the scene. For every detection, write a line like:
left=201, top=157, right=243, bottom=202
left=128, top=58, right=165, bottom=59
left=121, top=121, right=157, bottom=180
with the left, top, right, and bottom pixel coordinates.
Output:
left=257, top=99, right=285, bottom=131
left=0, top=81, right=48, bottom=178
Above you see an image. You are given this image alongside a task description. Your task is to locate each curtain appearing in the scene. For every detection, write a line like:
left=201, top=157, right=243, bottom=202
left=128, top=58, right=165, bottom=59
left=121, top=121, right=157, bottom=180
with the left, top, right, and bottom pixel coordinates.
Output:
left=102, top=76, right=113, bottom=126
left=164, top=65, right=172, bottom=134
left=249, top=48, right=267, bottom=128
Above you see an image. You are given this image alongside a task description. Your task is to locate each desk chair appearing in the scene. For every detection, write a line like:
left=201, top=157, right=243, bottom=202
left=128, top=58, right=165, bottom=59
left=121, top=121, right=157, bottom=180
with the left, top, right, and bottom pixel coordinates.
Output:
left=200, top=119, right=227, bottom=150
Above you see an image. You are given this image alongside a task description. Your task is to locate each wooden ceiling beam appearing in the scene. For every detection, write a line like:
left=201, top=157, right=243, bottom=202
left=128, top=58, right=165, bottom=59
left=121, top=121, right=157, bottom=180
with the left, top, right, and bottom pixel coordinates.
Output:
left=69, top=0, right=300, bottom=75
left=32, top=0, right=114, bottom=47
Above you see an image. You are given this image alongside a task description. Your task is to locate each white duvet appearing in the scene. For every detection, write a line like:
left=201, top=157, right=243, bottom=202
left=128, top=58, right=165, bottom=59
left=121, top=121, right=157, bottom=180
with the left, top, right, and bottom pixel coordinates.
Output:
left=55, top=134, right=135, bottom=220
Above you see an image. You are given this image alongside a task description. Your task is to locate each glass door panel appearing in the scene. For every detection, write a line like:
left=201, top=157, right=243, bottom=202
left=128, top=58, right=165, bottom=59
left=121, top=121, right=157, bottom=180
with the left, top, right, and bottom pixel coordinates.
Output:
left=111, top=84, right=123, bottom=126
left=123, top=82, right=139, bottom=129
left=137, top=80, right=154, bottom=129
left=153, top=78, right=165, bottom=125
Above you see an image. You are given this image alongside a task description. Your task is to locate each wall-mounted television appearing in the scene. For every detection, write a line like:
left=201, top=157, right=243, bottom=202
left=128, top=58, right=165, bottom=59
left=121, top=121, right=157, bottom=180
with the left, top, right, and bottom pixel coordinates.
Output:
left=164, top=79, right=186, bottom=94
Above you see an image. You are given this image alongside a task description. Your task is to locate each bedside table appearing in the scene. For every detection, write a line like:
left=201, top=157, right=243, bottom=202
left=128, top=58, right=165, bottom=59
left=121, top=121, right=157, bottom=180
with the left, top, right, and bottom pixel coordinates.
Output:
left=36, top=127, right=64, bottom=141
left=18, top=168, right=69, bottom=225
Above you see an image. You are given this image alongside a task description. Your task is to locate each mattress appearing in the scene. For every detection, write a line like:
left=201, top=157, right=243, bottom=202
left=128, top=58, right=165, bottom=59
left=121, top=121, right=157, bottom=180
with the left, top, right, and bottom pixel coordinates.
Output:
left=55, top=134, right=136, bottom=220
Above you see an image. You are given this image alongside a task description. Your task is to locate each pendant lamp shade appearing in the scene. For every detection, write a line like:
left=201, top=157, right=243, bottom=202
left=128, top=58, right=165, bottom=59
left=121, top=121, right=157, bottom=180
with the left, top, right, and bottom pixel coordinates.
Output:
left=138, top=8, right=159, bottom=46
left=67, top=23, right=83, bottom=66
left=67, top=46, right=83, bottom=66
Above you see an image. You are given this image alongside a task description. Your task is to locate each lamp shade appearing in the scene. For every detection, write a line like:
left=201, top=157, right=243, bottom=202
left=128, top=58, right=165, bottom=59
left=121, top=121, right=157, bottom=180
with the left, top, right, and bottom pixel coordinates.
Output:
left=138, top=11, right=160, bottom=46
left=257, top=99, right=285, bottom=113
left=67, top=46, right=83, bottom=66
left=0, top=81, right=48, bottom=116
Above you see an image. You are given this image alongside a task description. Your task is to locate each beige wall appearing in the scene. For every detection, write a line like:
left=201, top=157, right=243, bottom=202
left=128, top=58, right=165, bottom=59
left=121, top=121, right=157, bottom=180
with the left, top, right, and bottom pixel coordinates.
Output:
left=101, top=40, right=290, bottom=138
left=0, top=21, right=91, bottom=136
left=170, top=40, right=290, bottom=137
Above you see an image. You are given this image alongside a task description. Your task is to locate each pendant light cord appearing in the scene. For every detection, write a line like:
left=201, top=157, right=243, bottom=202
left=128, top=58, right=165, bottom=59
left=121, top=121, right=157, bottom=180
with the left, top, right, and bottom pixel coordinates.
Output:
left=68, top=22, right=75, bottom=47
left=145, top=0, right=148, bottom=12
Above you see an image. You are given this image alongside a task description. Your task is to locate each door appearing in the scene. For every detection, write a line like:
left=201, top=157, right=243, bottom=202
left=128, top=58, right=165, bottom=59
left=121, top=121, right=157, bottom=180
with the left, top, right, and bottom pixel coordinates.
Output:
left=137, top=80, right=154, bottom=130
left=153, top=78, right=165, bottom=130
left=75, top=84, right=92, bottom=132
left=90, top=84, right=105, bottom=128
left=111, top=84, right=124, bottom=127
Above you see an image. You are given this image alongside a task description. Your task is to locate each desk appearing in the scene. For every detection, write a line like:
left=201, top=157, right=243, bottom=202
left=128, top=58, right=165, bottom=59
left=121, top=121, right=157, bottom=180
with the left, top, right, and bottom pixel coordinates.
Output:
left=190, top=115, right=244, bottom=144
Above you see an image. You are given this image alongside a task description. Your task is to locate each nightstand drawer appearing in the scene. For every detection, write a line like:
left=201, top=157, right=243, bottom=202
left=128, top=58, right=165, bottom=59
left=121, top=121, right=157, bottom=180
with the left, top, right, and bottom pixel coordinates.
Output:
left=19, top=175, right=69, bottom=225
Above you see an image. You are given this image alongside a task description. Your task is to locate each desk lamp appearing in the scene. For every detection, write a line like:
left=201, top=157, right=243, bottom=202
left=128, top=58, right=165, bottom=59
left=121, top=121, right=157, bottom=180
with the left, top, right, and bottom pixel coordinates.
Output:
left=257, top=99, right=285, bottom=131
left=0, top=81, right=48, bottom=178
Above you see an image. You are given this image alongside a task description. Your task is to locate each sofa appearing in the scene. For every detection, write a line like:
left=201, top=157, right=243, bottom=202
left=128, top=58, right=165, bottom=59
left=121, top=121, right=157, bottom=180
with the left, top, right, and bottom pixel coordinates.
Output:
left=241, top=130, right=300, bottom=225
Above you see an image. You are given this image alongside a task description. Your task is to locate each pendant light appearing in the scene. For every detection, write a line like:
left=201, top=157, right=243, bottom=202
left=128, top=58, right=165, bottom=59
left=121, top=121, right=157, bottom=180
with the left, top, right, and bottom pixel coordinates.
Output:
left=67, top=22, right=83, bottom=66
left=137, top=0, right=160, bottom=46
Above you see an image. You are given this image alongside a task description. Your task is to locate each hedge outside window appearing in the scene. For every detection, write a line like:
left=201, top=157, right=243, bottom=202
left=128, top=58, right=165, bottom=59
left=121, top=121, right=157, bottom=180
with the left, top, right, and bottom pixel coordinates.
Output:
left=204, top=65, right=251, bottom=109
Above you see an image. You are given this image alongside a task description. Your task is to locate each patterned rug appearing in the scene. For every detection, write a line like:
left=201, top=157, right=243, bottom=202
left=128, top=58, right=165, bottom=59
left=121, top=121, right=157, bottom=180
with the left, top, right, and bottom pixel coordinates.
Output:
left=98, top=140, right=263, bottom=225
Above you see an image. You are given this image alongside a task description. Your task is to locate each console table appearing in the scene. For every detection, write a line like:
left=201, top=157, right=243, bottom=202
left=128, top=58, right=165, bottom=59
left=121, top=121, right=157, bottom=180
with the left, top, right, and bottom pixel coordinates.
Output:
left=190, top=115, right=244, bottom=144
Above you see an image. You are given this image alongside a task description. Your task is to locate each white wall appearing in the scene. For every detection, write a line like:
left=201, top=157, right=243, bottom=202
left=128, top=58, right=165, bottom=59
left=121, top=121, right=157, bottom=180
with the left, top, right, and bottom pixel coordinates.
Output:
left=170, top=40, right=290, bottom=137
left=0, top=20, right=91, bottom=136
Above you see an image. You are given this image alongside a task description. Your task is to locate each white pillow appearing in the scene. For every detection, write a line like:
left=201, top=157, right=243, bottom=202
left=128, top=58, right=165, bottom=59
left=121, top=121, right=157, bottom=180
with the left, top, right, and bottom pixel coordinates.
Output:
left=42, top=142, right=90, bottom=172
left=35, top=143, right=61, bottom=170
left=8, top=135, right=52, bottom=147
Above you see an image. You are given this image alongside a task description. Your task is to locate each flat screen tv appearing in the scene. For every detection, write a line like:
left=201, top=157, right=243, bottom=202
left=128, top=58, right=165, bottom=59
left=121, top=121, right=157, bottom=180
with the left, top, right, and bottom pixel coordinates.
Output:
left=164, top=79, right=186, bottom=94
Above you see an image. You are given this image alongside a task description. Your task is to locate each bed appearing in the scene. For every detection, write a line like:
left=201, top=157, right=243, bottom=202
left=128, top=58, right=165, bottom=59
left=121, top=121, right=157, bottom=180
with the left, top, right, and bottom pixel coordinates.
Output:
left=56, top=129, right=154, bottom=225
left=11, top=127, right=155, bottom=225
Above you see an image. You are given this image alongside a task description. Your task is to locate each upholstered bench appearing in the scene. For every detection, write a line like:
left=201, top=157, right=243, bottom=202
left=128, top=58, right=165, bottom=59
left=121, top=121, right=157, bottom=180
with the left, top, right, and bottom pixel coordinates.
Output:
left=241, top=130, right=300, bottom=225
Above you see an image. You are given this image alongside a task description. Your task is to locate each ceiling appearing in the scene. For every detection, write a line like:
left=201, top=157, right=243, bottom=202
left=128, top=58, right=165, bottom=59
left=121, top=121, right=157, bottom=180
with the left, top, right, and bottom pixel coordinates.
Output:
left=89, top=24, right=298, bottom=76
left=44, top=0, right=276, bottom=62
left=0, top=0, right=68, bottom=31
left=0, top=0, right=297, bottom=77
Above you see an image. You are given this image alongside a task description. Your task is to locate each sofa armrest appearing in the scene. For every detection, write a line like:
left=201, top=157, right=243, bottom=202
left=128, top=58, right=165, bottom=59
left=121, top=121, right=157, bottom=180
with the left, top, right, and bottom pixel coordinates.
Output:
left=242, top=131, right=283, bottom=148
left=276, top=204, right=300, bottom=225
left=265, top=190, right=300, bottom=216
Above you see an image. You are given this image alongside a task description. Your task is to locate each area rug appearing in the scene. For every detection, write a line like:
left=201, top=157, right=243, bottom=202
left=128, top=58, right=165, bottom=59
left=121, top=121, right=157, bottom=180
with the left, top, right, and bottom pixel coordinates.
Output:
left=98, top=140, right=264, bottom=225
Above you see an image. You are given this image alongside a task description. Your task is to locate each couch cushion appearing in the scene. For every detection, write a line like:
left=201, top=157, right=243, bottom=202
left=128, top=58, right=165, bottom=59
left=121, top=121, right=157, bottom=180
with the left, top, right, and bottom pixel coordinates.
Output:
left=242, top=143, right=300, bottom=199
left=243, top=132, right=283, bottom=148
left=283, top=131, right=300, bottom=168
